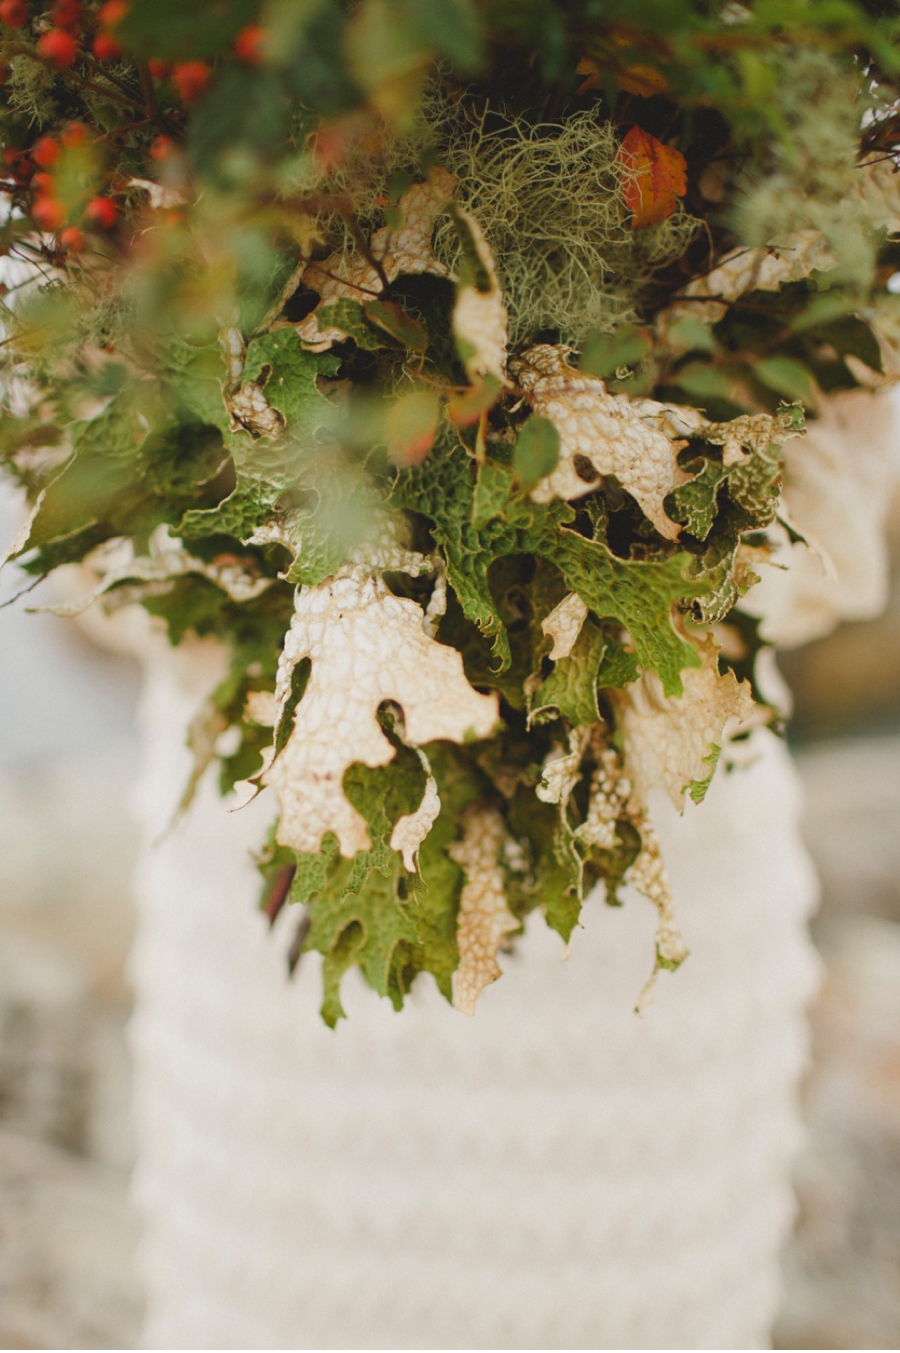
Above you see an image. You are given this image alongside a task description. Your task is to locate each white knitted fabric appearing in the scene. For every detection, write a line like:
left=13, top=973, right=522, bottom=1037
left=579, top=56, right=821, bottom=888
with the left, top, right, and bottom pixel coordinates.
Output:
left=130, top=638, right=820, bottom=1350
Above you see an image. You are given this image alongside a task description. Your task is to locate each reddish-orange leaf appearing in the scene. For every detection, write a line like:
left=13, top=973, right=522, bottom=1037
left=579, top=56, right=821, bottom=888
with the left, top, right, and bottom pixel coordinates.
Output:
left=618, top=127, right=687, bottom=230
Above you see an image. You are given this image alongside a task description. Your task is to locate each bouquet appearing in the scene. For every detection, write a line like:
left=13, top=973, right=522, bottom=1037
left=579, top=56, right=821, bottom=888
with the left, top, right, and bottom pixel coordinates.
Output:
left=2, top=0, right=899, bottom=1023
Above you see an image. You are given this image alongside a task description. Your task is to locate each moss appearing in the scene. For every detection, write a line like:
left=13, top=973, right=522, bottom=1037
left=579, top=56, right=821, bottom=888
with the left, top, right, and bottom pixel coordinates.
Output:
left=429, top=99, right=700, bottom=344
left=732, top=50, right=875, bottom=287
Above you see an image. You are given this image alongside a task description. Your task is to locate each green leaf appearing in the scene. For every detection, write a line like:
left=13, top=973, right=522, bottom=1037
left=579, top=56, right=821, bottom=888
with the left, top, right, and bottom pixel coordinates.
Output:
left=673, top=362, right=735, bottom=402
left=395, top=434, right=704, bottom=693
left=316, top=299, right=387, bottom=350
left=668, top=457, right=727, bottom=541
left=596, top=638, right=639, bottom=691
left=753, top=355, right=816, bottom=403
left=506, top=779, right=582, bottom=943
left=393, top=434, right=515, bottom=667
left=548, top=533, right=702, bottom=697
left=159, top=336, right=232, bottom=434
left=689, top=742, right=721, bottom=804
left=364, top=298, right=430, bottom=352
left=530, top=618, right=607, bottom=725
left=587, top=817, right=642, bottom=911
left=665, top=315, right=718, bottom=353
left=472, top=459, right=514, bottom=531
left=19, top=397, right=228, bottom=575
left=290, top=738, right=483, bottom=1024
left=727, top=444, right=784, bottom=524
left=400, top=0, right=482, bottom=71
left=241, top=330, right=339, bottom=444
left=580, top=325, right=651, bottom=378
left=179, top=482, right=278, bottom=544
left=513, top=415, right=560, bottom=493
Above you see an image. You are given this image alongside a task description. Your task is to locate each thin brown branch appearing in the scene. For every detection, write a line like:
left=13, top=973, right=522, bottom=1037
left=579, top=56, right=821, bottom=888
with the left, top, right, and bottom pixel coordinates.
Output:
left=136, top=60, right=175, bottom=138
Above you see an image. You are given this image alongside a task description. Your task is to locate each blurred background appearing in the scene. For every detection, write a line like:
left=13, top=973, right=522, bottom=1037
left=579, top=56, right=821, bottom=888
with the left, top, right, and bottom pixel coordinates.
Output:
left=0, top=474, right=898, bottom=1350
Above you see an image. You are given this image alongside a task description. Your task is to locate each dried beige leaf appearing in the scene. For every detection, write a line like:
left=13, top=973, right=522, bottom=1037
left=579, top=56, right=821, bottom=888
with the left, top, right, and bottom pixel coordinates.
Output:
left=422, top=557, right=447, bottom=638
left=389, top=753, right=441, bottom=872
left=0, top=490, right=44, bottom=572
left=692, top=231, right=834, bottom=300
left=629, top=813, right=689, bottom=1012
left=38, top=535, right=271, bottom=617
left=742, top=386, right=900, bottom=648
left=266, top=570, right=498, bottom=858
left=245, top=690, right=277, bottom=726
left=219, top=325, right=246, bottom=391
left=450, top=806, right=518, bottom=1015
left=541, top=591, right=588, bottom=661
left=176, top=701, right=229, bottom=820
left=228, top=381, right=285, bottom=439
left=854, top=156, right=900, bottom=235
left=128, top=176, right=187, bottom=211
left=509, top=345, right=692, bottom=540
left=577, top=744, right=687, bottom=1011
left=575, top=747, right=631, bottom=851
left=634, top=401, right=794, bottom=467
left=451, top=209, right=509, bottom=384
left=296, top=169, right=457, bottom=350
left=613, top=634, right=755, bottom=811
left=536, top=727, right=591, bottom=806
left=696, top=412, right=791, bottom=466
left=658, top=230, right=835, bottom=336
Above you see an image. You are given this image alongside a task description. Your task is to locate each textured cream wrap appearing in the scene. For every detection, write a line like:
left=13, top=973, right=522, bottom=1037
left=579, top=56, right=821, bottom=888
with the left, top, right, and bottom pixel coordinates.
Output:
left=128, top=389, right=899, bottom=1349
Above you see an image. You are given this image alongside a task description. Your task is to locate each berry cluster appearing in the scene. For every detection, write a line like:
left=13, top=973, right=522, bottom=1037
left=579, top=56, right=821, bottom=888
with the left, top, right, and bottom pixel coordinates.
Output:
left=0, top=0, right=118, bottom=68
left=0, top=1, right=264, bottom=90
left=6, top=122, right=115, bottom=248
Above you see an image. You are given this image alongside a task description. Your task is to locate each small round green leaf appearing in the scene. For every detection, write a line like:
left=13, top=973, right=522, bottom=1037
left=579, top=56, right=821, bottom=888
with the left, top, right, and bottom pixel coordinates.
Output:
left=513, top=416, right=559, bottom=492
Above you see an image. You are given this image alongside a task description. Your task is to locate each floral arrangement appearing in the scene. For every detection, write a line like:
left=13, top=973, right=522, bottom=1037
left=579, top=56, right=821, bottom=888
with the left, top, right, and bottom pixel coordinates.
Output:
left=2, top=0, right=899, bottom=1023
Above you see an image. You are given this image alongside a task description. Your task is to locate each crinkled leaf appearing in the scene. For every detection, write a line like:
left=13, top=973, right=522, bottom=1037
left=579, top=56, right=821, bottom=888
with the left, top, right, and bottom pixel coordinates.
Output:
left=530, top=617, right=607, bottom=726
left=619, top=127, right=688, bottom=229
left=509, top=345, right=693, bottom=541
left=266, top=570, right=498, bottom=858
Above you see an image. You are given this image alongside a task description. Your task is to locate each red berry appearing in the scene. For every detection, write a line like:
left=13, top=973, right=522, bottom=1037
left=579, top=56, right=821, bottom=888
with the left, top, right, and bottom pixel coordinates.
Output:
left=59, top=121, right=86, bottom=147
left=3, top=148, right=32, bottom=183
left=97, top=0, right=126, bottom=23
left=150, top=134, right=175, bottom=161
left=32, top=136, right=59, bottom=168
left=33, top=197, right=66, bottom=230
left=92, top=31, right=121, bottom=60
left=32, top=170, right=55, bottom=194
left=37, top=28, right=78, bottom=68
left=0, top=0, right=29, bottom=28
left=234, top=24, right=265, bottom=64
left=147, top=57, right=170, bottom=80
left=172, top=60, right=210, bottom=105
left=59, top=225, right=83, bottom=251
left=51, top=0, right=80, bottom=28
left=85, top=195, right=117, bottom=228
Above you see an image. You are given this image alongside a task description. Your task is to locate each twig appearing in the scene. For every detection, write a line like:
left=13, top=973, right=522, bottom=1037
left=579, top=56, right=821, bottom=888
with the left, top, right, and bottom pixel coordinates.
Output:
left=287, top=912, right=311, bottom=977
left=136, top=60, right=175, bottom=138
left=262, top=862, right=296, bottom=926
